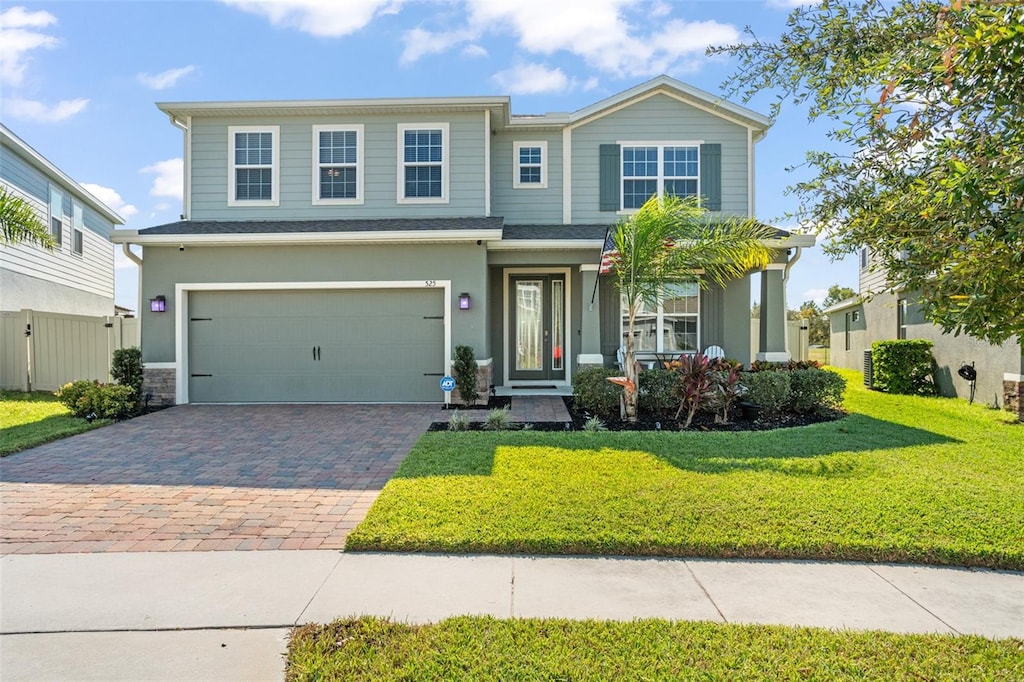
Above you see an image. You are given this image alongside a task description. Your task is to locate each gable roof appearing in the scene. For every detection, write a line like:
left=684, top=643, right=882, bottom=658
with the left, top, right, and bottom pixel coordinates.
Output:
left=0, top=123, right=125, bottom=225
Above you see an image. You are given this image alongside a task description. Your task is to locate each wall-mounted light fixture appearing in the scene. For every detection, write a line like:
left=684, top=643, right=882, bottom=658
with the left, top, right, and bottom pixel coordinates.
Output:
left=458, top=292, right=471, bottom=310
left=150, top=295, right=167, bottom=313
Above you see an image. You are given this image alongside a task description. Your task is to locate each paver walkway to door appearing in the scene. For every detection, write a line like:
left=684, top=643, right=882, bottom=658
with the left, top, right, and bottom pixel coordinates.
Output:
left=1, top=405, right=437, bottom=555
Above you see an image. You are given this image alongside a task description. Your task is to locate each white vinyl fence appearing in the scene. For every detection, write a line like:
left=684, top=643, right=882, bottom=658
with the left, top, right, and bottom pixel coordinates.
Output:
left=750, top=319, right=810, bottom=363
left=0, top=310, right=139, bottom=392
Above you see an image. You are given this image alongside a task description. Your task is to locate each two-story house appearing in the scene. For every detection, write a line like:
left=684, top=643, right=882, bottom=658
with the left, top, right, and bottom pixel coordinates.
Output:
left=827, top=247, right=1023, bottom=416
left=112, top=76, right=813, bottom=405
left=1, top=124, right=124, bottom=317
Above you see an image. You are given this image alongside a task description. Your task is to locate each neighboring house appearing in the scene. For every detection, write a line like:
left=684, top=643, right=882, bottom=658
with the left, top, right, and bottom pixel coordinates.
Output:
left=1, top=123, right=124, bottom=317
left=112, top=75, right=813, bottom=405
left=826, top=246, right=1023, bottom=413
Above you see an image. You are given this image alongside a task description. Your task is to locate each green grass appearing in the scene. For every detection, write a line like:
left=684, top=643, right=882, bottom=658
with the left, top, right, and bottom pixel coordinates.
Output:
left=347, top=369, right=1024, bottom=569
left=287, top=616, right=1024, bottom=681
left=0, top=390, right=107, bottom=456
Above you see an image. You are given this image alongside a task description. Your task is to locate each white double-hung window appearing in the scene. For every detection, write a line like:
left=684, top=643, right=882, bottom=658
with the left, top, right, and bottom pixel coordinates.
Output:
left=621, top=142, right=699, bottom=210
left=621, top=282, right=700, bottom=354
left=398, top=123, right=448, bottom=203
left=313, top=125, right=363, bottom=205
left=228, top=126, right=279, bottom=206
left=513, top=141, right=547, bottom=188
left=72, top=202, right=84, bottom=255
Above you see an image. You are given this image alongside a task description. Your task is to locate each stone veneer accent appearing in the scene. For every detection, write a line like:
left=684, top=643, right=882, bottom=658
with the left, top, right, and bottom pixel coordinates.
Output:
left=1004, top=374, right=1024, bottom=422
left=143, top=368, right=176, bottom=406
left=473, top=359, right=493, bottom=406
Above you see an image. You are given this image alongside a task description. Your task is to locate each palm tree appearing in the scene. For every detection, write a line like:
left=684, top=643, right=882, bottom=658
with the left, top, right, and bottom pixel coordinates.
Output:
left=0, top=187, right=56, bottom=249
left=611, top=194, right=777, bottom=421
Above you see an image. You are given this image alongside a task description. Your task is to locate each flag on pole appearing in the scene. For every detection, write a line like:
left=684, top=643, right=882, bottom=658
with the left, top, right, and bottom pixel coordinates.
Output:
left=599, top=229, right=618, bottom=274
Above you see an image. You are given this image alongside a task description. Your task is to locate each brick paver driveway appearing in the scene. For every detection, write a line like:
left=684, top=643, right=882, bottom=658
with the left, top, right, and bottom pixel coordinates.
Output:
left=1, top=405, right=438, bottom=554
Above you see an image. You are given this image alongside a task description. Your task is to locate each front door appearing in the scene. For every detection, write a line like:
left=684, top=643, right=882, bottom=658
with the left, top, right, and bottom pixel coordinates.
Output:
left=509, top=275, right=566, bottom=381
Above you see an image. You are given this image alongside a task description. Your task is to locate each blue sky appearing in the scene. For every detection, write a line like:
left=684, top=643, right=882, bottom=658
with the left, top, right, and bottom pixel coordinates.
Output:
left=0, top=0, right=857, bottom=311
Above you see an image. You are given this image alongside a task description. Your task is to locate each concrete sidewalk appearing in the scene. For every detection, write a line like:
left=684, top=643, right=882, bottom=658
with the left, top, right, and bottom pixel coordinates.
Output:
left=2, top=551, right=1021, bottom=680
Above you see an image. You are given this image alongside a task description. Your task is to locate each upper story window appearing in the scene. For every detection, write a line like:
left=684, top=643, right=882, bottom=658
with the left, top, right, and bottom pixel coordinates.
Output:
left=313, top=125, right=363, bottom=205
left=513, top=141, right=547, bottom=189
left=397, top=123, right=448, bottom=204
left=860, top=247, right=869, bottom=271
left=72, top=202, right=84, bottom=256
left=48, top=184, right=63, bottom=246
left=621, top=282, right=700, bottom=354
left=621, top=143, right=699, bottom=210
left=228, top=126, right=279, bottom=207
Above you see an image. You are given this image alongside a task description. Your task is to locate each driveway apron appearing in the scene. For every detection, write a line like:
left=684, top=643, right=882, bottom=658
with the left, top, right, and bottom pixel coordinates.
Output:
left=0, top=405, right=437, bottom=554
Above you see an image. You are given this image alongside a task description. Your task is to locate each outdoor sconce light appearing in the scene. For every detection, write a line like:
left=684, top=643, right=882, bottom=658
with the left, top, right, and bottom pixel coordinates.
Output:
left=150, top=296, right=167, bottom=313
left=458, top=292, right=471, bottom=310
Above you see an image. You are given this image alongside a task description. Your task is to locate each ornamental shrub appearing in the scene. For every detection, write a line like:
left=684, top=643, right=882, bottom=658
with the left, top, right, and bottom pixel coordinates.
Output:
left=672, top=353, right=716, bottom=428
left=739, top=371, right=791, bottom=416
left=452, top=345, right=480, bottom=406
left=787, top=368, right=846, bottom=414
left=92, top=384, right=138, bottom=420
left=56, top=380, right=100, bottom=417
left=638, top=368, right=676, bottom=414
left=871, top=339, right=937, bottom=395
left=111, top=347, right=143, bottom=395
left=572, top=367, right=622, bottom=420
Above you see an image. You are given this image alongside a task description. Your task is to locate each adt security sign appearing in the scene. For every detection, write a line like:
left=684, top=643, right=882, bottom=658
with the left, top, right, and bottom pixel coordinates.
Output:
left=440, top=376, right=456, bottom=392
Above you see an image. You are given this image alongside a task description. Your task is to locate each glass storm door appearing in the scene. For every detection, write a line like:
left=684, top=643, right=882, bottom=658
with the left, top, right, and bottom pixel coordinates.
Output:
left=510, top=275, right=566, bottom=381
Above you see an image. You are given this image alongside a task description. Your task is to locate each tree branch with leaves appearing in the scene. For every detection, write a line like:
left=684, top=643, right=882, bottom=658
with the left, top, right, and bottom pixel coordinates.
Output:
left=0, top=187, right=55, bottom=249
left=711, top=0, right=1024, bottom=344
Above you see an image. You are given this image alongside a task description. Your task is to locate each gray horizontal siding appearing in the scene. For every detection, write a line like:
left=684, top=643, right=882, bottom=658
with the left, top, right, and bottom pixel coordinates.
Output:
left=0, top=144, right=49, bottom=203
left=570, top=93, right=750, bottom=223
left=490, top=130, right=563, bottom=224
left=190, top=112, right=487, bottom=220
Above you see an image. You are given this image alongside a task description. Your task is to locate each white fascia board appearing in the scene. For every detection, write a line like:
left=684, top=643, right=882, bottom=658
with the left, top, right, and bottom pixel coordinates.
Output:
left=823, top=297, right=862, bottom=314
left=766, top=234, right=816, bottom=248
left=489, top=239, right=603, bottom=251
left=110, top=230, right=503, bottom=246
left=158, top=96, right=510, bottom=118
left=0, top=124, right=125, bottom=225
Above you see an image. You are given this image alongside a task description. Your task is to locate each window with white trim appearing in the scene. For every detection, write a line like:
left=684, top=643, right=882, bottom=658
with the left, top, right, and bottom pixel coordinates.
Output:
left=312, top=125, right=363, bottom=205
left=398, top=123, right=448, bottom=203
left=621, top=143, right=699, bottom=210
left=621, top=282, right=700, bottom=354
left=897, top=299, right=908, bottom=339
left=513, top=141, right=547, bottom=188
left=48, top=184, right=63, bottom=246
left=228, top=126, right=279, bottom=206
left=72, top=202, right=84, bottom=256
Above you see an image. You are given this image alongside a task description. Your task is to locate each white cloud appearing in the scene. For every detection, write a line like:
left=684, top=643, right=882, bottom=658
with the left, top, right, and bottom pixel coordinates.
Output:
left=4, top=97, right=88, bottom=122
left=137, top=65, right=196, bottom=90
left=0, top=6, right=59, bottom=86
left=402, top=0, right=740, bottom=78
left=803, top=288, right=829, bottom=306
left=140, top=158, right=184, bottom=200
left=401, top=27, right=475, bottom=64
left=461, top=44, right=487, bottom=58
left=81, top=183, right=138, bottom=219
left=220, top=0, right=402, bottom=38
left=493, top=63, right=569, bottom=95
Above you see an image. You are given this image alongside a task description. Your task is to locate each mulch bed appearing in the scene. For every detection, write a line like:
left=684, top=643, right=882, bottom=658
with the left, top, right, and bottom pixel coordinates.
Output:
left=429, top=397, right=844, bottom=432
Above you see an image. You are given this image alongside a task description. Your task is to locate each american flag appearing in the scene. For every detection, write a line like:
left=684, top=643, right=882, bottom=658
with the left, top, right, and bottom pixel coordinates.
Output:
left=599, top=229, right=618, bottom=274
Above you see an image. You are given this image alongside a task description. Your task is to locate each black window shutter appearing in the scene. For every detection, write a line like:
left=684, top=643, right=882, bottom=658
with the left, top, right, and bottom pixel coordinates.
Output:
left=599, top=144, right=620, bottom=212
left=700, top=143, right=722, bottom=211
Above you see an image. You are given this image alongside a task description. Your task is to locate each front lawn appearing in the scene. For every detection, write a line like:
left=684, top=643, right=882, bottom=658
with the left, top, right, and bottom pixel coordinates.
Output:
left=287, top=616, right=1023, bottom=681
left=347, top=369, right=1024, bottom=569
left=0, top=390, right=107, bottom=456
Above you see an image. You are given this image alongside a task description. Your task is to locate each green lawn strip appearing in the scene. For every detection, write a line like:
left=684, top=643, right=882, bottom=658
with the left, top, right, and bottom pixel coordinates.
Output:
left=0, top=390, right=107, bottom=456
left=287, top=616, right=1024, bottom=682
left=347, top=370, right=1024, bottom=568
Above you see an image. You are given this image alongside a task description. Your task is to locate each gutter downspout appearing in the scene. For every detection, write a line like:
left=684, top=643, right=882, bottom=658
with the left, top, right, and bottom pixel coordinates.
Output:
left=122, top=243, right=143, bottom=342
left=782, top=245, right=802, bottom=358
left=166, top=114, right=191, bottom=220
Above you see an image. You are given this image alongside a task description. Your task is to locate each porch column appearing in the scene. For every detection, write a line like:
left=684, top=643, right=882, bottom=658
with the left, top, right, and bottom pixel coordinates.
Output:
left=1004, top=345, right=1024, bottom=422
left=757, top=264, right=790, bottom=362
left=578, top=264, right=603, bottom=367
